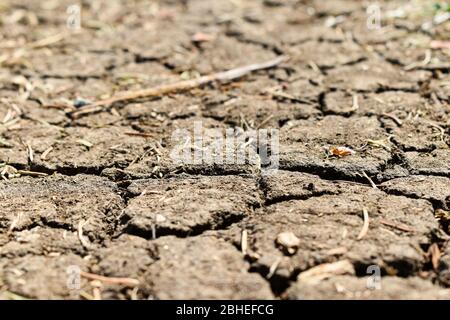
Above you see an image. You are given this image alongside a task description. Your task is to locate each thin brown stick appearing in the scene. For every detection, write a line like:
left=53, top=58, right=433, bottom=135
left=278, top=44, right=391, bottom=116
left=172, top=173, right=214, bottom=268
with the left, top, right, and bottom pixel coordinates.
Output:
left=379, top=218, right=415, bottom=233
left=256, top=115, right=274, bottom=129
left=124, top=132, right=156, bottom=138
left=80, top=271, right=139, bottom=287
left=70, top=56, right=288, bottom=118
left=381, top=113, right=403, bottom=126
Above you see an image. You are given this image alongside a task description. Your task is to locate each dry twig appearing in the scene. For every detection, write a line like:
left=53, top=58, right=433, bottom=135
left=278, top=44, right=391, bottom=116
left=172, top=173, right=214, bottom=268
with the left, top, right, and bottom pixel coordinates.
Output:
left=80, top=271, right=140, bottom=287
left=16, top=170, right=47, bottom=177
left=381, top=113, right=403, bottom=126
left=360, top=171, right=378, bottom=189
left=125, top=132, right=157, bottom=138
left=70, top=56, right=288, bottom=118
left=379, top=218, right=415, bottom=233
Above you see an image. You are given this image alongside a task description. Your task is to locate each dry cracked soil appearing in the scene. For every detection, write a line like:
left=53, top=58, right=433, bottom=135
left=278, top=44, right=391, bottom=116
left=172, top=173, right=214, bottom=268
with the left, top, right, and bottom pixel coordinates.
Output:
left=0, top=0, right=449, bottom=300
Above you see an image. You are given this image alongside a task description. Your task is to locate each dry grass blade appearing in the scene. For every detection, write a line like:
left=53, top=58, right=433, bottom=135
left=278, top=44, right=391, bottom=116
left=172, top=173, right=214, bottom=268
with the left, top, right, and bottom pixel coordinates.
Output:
left=297, top=260, right=355, bottom=284
left=256, top=114, right=274, bottom=129
left=350, top=94, right=359, bottom=112
left=241, top=229, right=248, bottom=255
left=79, top=290, right=95, bottom=300
left=78, top=219, right=92, bottom=249
left=77, top=139, right=94, bottom=148
left=0, top=137, right=13, bottom=148
left=266, top=257, right=283, bottom=279
left=41, top=146, right=53, bottom=160
left=360, top=171, right=378, bottom=189
left=264, top=88, right=313, bottom=104
left=2, top=291, right=28, bottom=300
left=70, top=55, right=288, bottom=118
left=427, top=121, right=446, bottom=143
left=428, top=243, right=441, bottom=271
left=26, top=33, right=66, bottom=49
left=357, top=208, right=370, bottom=240
left=7, top=213, right=22, bottom=235
left=92, top=287, right=102, bottom=300
left=16, top=170, right=47, bottom=177
left=381, top=113, right=403, bottom=126
left=26, top=143, right=34, bottom=162
left=404, top=49, right=431, bottom=71
left=80, top=271, right=140, bottom=287
left=326, top=247, right=348, bottom=256
left=367, top=137, right=393, bottom=151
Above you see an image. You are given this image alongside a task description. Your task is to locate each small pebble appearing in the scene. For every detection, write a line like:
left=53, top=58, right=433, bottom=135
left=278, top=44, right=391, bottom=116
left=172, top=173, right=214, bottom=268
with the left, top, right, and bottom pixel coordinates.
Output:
left=276, top=231, right=300, bottom=254
left=73, top=98, right=92, bottom=108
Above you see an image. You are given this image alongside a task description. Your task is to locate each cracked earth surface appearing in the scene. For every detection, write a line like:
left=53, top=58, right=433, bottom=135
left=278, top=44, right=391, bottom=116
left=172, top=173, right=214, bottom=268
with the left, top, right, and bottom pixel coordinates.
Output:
left=0, top=0, right=449, bottom=299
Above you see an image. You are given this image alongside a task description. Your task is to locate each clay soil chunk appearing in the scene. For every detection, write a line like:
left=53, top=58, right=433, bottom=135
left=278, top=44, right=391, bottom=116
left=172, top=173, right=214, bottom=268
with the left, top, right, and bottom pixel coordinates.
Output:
left=286, top=275, right=450, bottom=300
left=144, top=235, right=274, bottom=299
left=236, top=172, right=439, bottom=282
left=278, top=116, right=391, bottom=179
left=0, top=174, right=124, bottom=241
left=122, top=175, right=261, bottom=237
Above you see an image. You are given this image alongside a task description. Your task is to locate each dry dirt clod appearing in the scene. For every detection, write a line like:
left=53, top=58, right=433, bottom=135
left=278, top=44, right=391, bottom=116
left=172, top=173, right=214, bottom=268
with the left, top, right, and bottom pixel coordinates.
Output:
left=276, top=231, right=300, bottom=255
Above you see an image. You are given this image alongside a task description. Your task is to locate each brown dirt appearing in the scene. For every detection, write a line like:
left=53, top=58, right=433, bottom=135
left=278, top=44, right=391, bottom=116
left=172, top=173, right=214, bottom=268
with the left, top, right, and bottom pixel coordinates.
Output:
left=0, top=0, right=449, bottom=300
